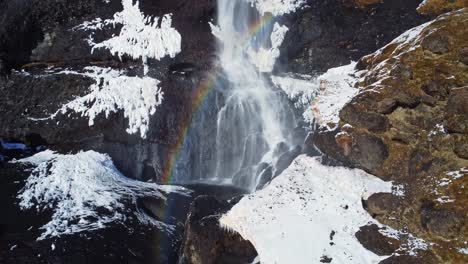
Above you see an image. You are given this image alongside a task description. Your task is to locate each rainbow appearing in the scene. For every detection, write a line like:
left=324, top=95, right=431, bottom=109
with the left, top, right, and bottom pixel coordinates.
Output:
left=159, top=13, right=275, bottom=185
left=155, top=12, right=277, bottom=263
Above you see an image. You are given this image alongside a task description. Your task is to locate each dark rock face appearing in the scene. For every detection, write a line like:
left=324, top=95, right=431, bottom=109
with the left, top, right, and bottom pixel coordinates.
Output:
left=278, top=0, right=432, bottom=74
left=178, top=195, right=257, bottom=264
left=0, top=0, right=217, bottom=181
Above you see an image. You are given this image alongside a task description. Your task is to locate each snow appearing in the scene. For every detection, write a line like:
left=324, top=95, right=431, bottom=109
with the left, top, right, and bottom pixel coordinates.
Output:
left=247, top=0, right=306, bottom=16
left=17, top=150, right=188, bottom=240
left=220, top=155, right=394, bottom=264
left=54, top=67, right=163, bottom=138
left=248, top=22, right=289, bottom=72
left=273, top=62, right=359, bottom=127
left=76, top=0, right=182, bottom=74
left=458, top=248, right=468, bottom=255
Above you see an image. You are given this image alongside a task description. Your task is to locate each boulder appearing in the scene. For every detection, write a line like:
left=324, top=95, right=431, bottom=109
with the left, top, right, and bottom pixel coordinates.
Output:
left=178, top=195, right=257, bottom=264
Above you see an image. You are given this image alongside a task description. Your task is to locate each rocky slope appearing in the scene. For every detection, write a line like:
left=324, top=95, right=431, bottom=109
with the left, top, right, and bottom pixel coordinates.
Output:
left=314, top=4, right=468, bottom=263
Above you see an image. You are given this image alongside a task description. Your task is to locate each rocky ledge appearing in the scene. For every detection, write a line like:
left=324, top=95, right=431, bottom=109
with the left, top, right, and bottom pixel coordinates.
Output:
left=314, top=4, right=468, bottom=263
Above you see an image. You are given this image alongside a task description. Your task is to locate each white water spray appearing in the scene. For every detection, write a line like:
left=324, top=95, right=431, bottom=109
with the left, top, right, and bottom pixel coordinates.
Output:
left=212, top=0, right=295, bottom=190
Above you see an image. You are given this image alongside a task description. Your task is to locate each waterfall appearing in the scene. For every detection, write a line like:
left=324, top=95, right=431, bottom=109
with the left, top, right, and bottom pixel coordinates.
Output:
left=172, top=0, right=296, bottom=191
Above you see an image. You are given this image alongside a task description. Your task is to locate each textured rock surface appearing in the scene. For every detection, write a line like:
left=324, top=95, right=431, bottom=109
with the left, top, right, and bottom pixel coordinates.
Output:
left=178, top=195, right=257, bottom=264
left=278, top=0, right=432, bottom=74
left=314, top=8, right=468, bottom=262
left=0, top=0, right=216, bottom=181
left=417, top=0, right=468, bottom=15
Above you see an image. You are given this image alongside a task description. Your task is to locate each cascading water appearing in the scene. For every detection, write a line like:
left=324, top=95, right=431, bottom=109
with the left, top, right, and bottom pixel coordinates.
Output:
left=172, top=0, right=297, bottom=191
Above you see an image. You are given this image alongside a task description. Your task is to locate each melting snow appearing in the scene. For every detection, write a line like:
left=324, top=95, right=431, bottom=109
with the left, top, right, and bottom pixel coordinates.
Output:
left=76, top=0, right=181, bottom=74
left=17, top=150, right=188, bottom=240
left=273, top=62, right=359, bottom=127
left=247, top=0, right=306, bottom=16
left=220, top=155, right=394, bottom=264
left=53, top=67, right=163, bottom=138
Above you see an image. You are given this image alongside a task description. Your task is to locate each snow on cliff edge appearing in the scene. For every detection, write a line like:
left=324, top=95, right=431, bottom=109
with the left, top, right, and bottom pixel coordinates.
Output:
left=220, top=155, right=392, bottom=264
left=16, top=150, right=188, bottom=240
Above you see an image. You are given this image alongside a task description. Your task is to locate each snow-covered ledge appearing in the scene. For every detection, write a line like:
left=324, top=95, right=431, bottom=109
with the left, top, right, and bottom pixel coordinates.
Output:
left=219, top=155, right=422, bottom=263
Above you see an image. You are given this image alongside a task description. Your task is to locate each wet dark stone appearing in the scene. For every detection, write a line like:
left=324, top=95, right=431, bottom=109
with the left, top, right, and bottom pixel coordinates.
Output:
left=178, top=195, right=257, bottom=264
left=273, top=145, right=302, bottom=177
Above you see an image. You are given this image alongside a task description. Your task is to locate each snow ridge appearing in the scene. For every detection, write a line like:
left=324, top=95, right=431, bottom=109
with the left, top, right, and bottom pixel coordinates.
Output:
left=77, top=0, right=181, bottom=74
left=17, top=150, right=188, bottom=240
left=247, top=0, right=306, bottom=16
left=55, top=67, right=163, bottom=138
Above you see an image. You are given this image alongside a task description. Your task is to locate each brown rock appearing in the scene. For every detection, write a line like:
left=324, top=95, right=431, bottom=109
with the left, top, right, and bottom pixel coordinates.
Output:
left=421, top=201, right=466, bottom=240
left=459, top=47, right=468, bottom=65
left=421, top=34, right=450, bottom=54
left=417, top=0, right=468, bottom=15
left=445, top=86, right=468, bottom=133
left=366, top=193, right=401, bottom=216
left=355, top=224, right=401, bottom=256
left=454, top=135, right=468, bottom=159
left=340, top=104, right=390, bottom=132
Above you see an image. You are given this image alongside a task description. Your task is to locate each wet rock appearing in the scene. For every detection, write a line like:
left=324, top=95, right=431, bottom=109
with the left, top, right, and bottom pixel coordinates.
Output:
left=355, top=224, right=400, bottom=256
left=179, top=195, right=257, bottom=264
left=421, top=34, right=450, bottom=54
left=273, top=145, right=302, bottom=177
left=256, top=166, right=273, bottom=190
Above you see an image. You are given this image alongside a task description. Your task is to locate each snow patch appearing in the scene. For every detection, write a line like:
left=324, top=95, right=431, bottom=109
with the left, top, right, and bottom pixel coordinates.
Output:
left=17, top=150, right=188, bottom=240
left=53, top=67, right=163, bottom=138
left=247, top=0, right=306, bottom=16
left=76, top=0, right=181, bottom=74
left=220, top=155, right=393, bottom=264
left=273, top=62, right=359, bottom=127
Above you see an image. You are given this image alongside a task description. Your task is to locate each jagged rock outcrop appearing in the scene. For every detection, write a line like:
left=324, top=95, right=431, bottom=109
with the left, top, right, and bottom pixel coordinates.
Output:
left=178, top=195, right=257, bottom=264
left=278, top=0, right=432, bottom=74
left=314, top=8, right=468, bottom=262
left=417, top=0, right=468, bottom=15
